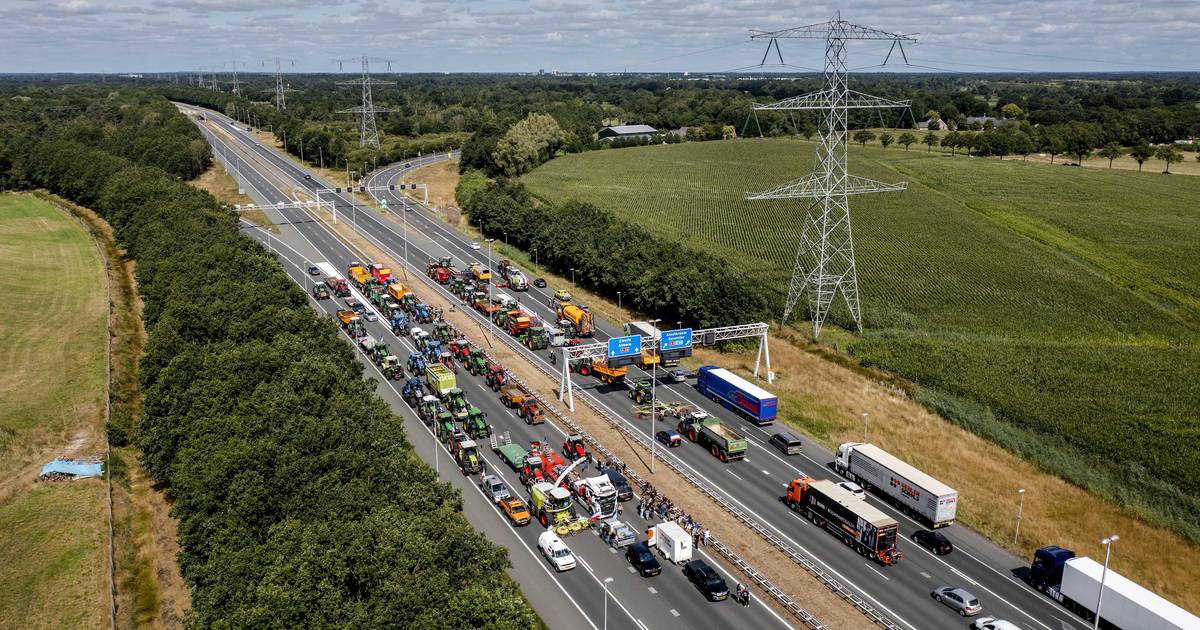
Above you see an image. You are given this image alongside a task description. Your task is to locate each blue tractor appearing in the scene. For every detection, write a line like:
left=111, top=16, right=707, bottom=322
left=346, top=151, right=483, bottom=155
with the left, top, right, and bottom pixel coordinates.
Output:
left=408, top=352, right=427, bottom=374
left=389, top=311, right=408, bottom=335
left=402, top=377, right=425, bottom=406
left=423, top=340, right=443, bottom=362
left=414, top=303, right=433, bottom=324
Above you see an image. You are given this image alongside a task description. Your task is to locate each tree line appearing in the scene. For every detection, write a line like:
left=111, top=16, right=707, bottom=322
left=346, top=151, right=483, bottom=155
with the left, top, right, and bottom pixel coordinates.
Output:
left=456, top=170, right=772, bottom=328
left=0, top=83, right=536, bottom=628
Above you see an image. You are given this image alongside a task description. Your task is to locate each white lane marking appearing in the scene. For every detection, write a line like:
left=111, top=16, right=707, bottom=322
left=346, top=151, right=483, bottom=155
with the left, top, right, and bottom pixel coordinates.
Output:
left=726, top=469, right=744, bottom=480
left=950, top=566, right=979, bottom=587
left=647, top=586, right=657, bottom=595
left=577, top=556, right=593, bottom=573
left=669, top=609, right=680, bottom=618
left=920, top=571, right=932, bottom=579
left=762, top=469, right=771, bottom=475
left=627, top=566, right=637, bottom=574
left=867, top=565, right=890, bottom=581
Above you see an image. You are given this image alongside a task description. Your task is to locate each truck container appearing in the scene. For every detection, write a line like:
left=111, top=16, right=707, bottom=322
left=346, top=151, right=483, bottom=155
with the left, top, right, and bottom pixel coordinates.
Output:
left=386, top=283, right=411, bottom=301
left=368, top=263, right=392, bottom=284
left=425, top=364, right=457, bottom=397
left=695, top=366, right=777, bottom=425
left=570, top=358, right=627, bottom=384
left=677, top=413, right=747, bottom=462
left=496, top=443, right=529, bottom=471
left=1030, top=546, right=1199, bottom=630
left=623, top=321, right=661, bottom=341
left=834, top=442, right=959, bottom=528
left=653, top=521, right=693, bottom=564
left=470, top=262, right=491, bottom=283
left=784, top=477, right=903, bottom=565
left=557, top=303, right=594, bottom=337
left=348, top=264, right=372, bottom=288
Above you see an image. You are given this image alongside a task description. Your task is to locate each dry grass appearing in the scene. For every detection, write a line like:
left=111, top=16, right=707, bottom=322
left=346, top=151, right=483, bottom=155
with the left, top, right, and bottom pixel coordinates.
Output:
left=691, top=333, right=1200, bottom=613
left=400, top=158, right=460, bottom=210
left=0, top=193, right=108, bottom=629
left=190, top=158, right=277, bottom=233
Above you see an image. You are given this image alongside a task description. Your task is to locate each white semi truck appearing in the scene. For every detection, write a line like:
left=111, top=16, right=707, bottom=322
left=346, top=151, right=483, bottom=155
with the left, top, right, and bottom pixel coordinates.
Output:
left=834, top=442, right=958, bottom=527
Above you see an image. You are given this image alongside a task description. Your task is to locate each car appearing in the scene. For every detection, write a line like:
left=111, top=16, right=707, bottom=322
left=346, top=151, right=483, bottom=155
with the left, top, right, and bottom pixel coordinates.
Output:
left=553, top=289, right=572, bottom=302
left=606, top=469, right=634, bottom=502
left=668, top=369, right=687, bottom=383
left=537, top=531, right=576, bottom=572
left=931, top=586, right=982, bottom=616
left=480, top=474, right=510, bottom=503
left=837, top=481, right=865, bottom=500
left=303, top=174, right=312, bottom=180
left=683, top=559, right=729, bottom=601
left=625, top=542, right=662, bottom=577
left=533, top=278, right=547, bottom=288
left=498, top=497, right=531, bottom=526
left=363, top=310, right=377, bottom=322
left=769, top=431, right=803, bottom=455
left=655, top=430, right=683, bottom=448
left=347, top=299, right=365, bottom=313
left=912, top=529, right=954, bottom=555
left=471, top=241, right=480, bottom=250
left=971, top=617, right=1020, bottom=630
left=307, top=264, right=319, bottom=275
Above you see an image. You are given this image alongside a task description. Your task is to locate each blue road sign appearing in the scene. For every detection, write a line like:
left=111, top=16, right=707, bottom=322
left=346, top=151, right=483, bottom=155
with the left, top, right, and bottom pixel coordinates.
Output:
left=660, top=328, right=693, bottom=352
left=607, top=335, right=642, bottom=360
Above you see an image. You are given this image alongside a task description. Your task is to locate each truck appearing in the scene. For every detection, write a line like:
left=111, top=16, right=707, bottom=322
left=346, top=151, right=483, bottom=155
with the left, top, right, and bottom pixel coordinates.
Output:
left=311, top=282, right=330, bottom=300
left=426, top=257, right=454, bottom=284
left=834, top=442, right=959, bottom=528
left=336, top=310, right=364, bottom=338
left=425, top=364, right=457, bottom=398
left=1030, top=546, right=1199, bottom=629
left=499, top=384, right=543, bottom=425
left=507, top=269, right=528, bottom=291
left=784, top=477, right=903, bottom=566
left=368, top=263, right=392, bottom=284
left=653, top=521, right=693, bottom=564
left=469, top=262, right=491, bottom=284
left=557, top=303, right=594, bottom=337
left=677, top=414, right=747, bottom=462
left=570, top=358, right=627, bottom=384
left=624, top=321, right=661, bottom=342
left=695, top=365, right=777, bottom=425
left=543, top=324, right=568, bottom=348
left=386, top=283, right=411, bottom=302
left=572, top=474, right=618, bottom=520
left=530, top=482, right=574, bottom=527
left=347, top=263, right=372, bottom=288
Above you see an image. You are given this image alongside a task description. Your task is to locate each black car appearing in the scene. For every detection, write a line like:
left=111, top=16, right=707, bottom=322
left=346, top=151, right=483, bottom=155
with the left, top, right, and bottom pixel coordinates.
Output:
left=307, top=264, right=320, bottom=275
left=625, top=543, right=662, bottom=577
left=912, top=529, right=954, bottom=555
left=606, top=470, right=634, bottom=502
left=683, top=559, right=729, bottom=601
left=533, top=278, right=547, bottom=288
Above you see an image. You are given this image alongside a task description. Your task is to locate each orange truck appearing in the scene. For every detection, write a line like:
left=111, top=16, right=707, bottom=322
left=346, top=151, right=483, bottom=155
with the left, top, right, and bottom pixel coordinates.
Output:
left=470, top=262, right=492, bottom=284
left=347, top=263, right=372, bottom=288
left=784, top=477, right=903, bottom=566
left=386, top=283, right=411, bottom=301
left=557, top=303, right=594, bottom=337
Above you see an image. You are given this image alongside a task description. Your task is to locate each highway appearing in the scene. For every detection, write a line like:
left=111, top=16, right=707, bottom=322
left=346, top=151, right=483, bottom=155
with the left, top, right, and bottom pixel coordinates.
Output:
left=188, top=105, right=1091, bottom=630
left=185, top=107, right=796, bottom=630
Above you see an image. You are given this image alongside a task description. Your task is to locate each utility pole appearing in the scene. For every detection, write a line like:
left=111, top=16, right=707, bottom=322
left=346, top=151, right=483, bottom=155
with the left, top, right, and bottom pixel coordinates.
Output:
left=261, top=57, right=296, bottom=110
left=746, top=13, right=914, bottom=338
left=649, top=318, right=661, bottom=473
left=336, top=55, right=395, bottom=148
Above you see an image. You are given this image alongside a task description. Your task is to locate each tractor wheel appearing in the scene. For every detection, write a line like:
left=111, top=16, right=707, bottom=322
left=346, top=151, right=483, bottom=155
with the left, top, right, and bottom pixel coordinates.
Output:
left=580, top=366, right=590, bottom=376
left=540, top=513, right=549, bottom=527
left=688, top=430, right=697, bottom=442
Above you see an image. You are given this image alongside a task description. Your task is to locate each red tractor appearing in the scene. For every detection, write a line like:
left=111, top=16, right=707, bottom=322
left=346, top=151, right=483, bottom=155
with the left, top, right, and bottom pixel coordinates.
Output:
left=485, top=363, right=509, bottom=391
left=562, top=434, right=588, bottom=461
left=449, top=338, right=472, bottom=361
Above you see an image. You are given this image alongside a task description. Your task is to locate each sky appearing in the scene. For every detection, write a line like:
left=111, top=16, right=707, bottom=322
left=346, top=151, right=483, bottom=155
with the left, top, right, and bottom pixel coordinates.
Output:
left=2, top=0, right=1198, bottom=74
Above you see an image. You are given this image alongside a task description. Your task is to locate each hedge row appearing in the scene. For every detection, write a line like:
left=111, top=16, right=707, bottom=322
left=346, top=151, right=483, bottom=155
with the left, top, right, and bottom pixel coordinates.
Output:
left=1, top=86, right=534, bottom=628
left=456, top=170, right=771, bottom=328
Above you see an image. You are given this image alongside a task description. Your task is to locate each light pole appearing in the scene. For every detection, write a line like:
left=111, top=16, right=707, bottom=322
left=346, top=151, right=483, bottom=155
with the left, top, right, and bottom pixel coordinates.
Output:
left=504, top=231, right=508, bottom=247
left=570, top=268, right=576, bottom=292
left=1094, top=535, right=1118, bottom=630
left=649, top=318, right=662, bottom=474
left=862, top=412, right=869, bottom=442
left=603, top=577, right=614, bottom=630
left=532, top=247, right=538, bottom=267
left=486, top=239, right=496, bottom=323
left=617, top=292, right=622, bottom=311
left=1014, top=488, right=1026, bottom=545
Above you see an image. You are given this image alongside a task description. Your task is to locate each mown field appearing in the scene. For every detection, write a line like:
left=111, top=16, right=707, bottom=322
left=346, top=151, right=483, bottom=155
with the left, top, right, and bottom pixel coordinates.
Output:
left=0, top=194, right=108, bottom=629
left=523, top=139, right=1200, bottom=540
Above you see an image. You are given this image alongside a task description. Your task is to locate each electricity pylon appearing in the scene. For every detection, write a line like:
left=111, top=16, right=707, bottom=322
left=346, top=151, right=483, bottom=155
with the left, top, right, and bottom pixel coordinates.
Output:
left=261, top=57, right=296, bottom=110
left=745, top=12, right=915, bottom=338
left=336, top=55, right=395, bottom=148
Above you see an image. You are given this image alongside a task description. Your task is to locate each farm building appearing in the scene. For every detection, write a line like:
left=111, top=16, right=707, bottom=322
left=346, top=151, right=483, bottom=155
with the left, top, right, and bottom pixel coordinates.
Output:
left=598, top=124, right=659, bottom=141
left=917, top=118, right=948, bottom=131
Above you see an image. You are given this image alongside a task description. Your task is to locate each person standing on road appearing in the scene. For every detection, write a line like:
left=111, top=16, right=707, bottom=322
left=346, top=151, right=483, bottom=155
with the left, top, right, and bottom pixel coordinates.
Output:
left=703, top=528, right=710, bottom=548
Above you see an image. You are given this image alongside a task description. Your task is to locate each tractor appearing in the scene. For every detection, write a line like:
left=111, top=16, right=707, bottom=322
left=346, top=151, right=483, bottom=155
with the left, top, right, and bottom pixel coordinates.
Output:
left=465, top=349, right=489, bottom=376
left=422, top=340, right=443, bottom=362
left=389, top=311, right=408, bottom=335
left=417, top=395, right=441, bottom=425
left=433, top=322, right=452, bottom=344
left=463, top=406, right=490, bottom=439
left=445, top=388, right=470, bottom=421
left=311, top=282, right=330, bottom=300
left=524, top=326, right=548, bottom=350
left=370, top=341, right=392, bottom=365
left=452, top=436, right=482, bottom=475
left=380, top=355, right=404, bottom=381
left=485, top=363, right=509, bottom=391
left=408, top=352, right=428, bottom=375
left=562, top=434, right=588, bottom=461
left=400, top=294, right=418, bottom=313
left=401, top=377, right=425, bottom=405
left=414, top=303, right=433, bottom=324
left=449, top=338, right=472, bottom=361
left=439, top=350, right=457, bottom=373
left=434, top=411, right=457, bottom=443
left=628, top=379, right=654, bottom=405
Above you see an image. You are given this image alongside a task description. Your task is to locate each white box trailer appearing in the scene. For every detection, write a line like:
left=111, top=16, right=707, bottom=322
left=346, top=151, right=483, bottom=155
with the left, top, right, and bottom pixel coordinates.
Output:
left=834, top=442, right=958, bottom=527
left=652, top=521, right=693, bottom=564
left=1058, top=557, right=1200, bottom=630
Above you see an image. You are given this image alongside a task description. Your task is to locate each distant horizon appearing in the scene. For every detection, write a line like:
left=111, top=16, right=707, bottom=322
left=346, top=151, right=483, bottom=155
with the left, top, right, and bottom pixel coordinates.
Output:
left=4, top=70, right=1200, bottom=77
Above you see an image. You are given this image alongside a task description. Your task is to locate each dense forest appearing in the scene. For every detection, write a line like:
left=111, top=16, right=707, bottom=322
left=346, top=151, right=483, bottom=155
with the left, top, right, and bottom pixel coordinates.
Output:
left=0, top=83, right=536, bottom=628
left=142, top=72, right=1200, bottom=177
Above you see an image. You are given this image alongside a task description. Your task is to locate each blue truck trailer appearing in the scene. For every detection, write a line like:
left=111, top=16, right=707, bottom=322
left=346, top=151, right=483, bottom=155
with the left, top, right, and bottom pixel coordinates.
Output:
left=695, top=366, right=777, bottom=425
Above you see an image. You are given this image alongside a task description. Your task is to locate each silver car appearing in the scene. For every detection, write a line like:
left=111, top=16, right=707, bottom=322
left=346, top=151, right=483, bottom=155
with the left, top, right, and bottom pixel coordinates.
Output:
left=931, top=586, right=981, bottom=616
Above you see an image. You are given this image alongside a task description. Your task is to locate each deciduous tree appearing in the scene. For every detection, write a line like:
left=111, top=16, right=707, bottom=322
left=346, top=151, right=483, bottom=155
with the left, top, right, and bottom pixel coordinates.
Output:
left=852, top=130, right=876, bottom=147
left=898, top=132, right=917, bottom=151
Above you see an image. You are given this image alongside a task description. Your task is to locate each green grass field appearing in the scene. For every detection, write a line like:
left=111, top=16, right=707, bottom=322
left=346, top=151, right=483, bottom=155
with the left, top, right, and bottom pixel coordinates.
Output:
left=523, top=139, right=1200, bottom=539
left=0, top=193, right=108, bottom=630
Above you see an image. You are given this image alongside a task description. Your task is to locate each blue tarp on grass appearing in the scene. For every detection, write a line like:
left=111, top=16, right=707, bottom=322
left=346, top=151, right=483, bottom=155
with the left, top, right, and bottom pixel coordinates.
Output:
left=40, top=459, right=103, bottom=478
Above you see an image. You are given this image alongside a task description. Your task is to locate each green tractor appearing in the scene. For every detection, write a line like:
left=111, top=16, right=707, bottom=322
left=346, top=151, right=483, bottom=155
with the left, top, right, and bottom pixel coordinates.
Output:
left=433, top=322, right=453, bottom=344
left=417, top=395, right=442, bottom=426
left=628, top=379, right=653, bottom=405
left=371, top=341, right=392, bottom=365
left=465, top=348, right=489, bottom=376
left=446, top=387, right=470, bottom=421
left=435, top=411, right=457, bottom=443
left=400, top=293, right=418, bottom=312
left=380, top=355, right=404, bottom=381
left=524, top=326, right=549, bottom=351
left=463, top=406, right=490, bottom=439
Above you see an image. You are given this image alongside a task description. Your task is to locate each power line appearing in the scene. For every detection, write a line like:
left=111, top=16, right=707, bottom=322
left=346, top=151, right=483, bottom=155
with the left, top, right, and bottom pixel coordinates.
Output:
left=335, top=55, right=395, bottom=148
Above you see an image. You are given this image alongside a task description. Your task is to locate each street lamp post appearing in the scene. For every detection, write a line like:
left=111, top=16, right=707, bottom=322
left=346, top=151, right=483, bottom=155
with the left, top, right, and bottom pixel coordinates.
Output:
left=603, top=577, right=614, bottom=630
left=532, top=248, right=538, bottom=267
left=486, top=239, right=496, bottom=328
left=862, top=412, right=869, bottom=442
left=649, top=318, right=662, bottom=474
left=617, top=292, right=622, bottom=311
left=504, top=231, right=508, bottom=247
left=1014, top=488, right=1026, bottom=545
left=1094, top=535, right=1119, bottom=630
left=570, top=268, right=576, bottom=292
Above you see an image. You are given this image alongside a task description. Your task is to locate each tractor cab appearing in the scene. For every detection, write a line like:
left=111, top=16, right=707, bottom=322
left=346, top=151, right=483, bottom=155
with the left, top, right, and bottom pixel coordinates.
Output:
left=446, top=388, right=469, bottom=419
left=485, top=363, right=508, bottom=390
left=435, top=412, right=456, bottom=441
left=464, top=406, right=489, bottom=438
left=521, top=456, right=546, bottom=485
left=563, top=434, right=588, bottom=461
left=417, top=395, right=441, bottom=425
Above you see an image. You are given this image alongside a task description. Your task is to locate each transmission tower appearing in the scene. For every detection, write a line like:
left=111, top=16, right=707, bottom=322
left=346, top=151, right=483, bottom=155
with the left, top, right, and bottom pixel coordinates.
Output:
left=336, top=56, right=395, bottom=148
left=745, top=12, right=915, bottom=338
left=227, top=61, right=245, bottom=96
left=261, top=57, right=296, bottom=110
